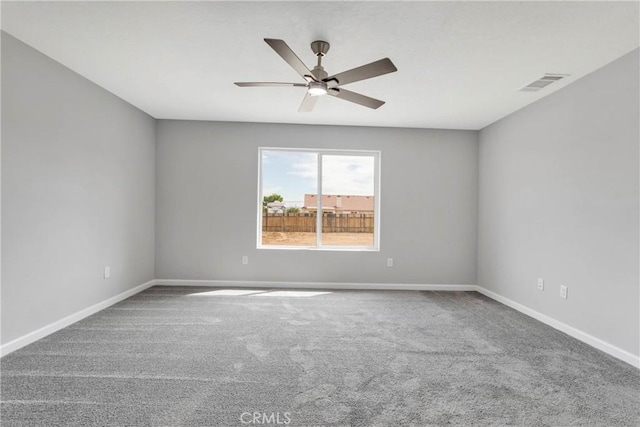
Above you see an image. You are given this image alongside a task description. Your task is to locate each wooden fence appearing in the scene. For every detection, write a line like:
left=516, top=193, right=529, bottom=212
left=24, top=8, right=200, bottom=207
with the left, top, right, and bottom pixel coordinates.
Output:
left=262, top=213, right=374, bottom=233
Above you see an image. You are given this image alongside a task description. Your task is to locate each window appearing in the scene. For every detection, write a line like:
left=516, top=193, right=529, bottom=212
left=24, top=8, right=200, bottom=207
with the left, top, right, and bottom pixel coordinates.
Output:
left=258, top=148, right=380, bottom=250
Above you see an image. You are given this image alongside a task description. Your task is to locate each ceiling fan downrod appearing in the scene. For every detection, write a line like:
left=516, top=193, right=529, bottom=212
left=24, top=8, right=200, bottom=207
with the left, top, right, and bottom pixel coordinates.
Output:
left=310, top=40, right=330, bottom=89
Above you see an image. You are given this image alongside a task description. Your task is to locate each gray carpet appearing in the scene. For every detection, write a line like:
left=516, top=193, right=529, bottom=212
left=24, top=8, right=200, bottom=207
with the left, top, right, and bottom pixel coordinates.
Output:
left=1, top=286, right=638, bottom=426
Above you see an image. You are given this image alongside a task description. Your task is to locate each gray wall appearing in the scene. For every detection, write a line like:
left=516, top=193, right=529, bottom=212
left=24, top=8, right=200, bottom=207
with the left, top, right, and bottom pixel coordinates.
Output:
left=156, top=121, right=478, bottom=285
left=1, top=33, right=156, bottom=345
left=478, top=49, right=639, bottom=356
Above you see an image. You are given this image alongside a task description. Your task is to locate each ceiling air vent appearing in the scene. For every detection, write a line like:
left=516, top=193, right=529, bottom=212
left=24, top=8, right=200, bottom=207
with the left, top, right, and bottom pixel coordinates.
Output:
left=520, top=74, right=568, bottom=92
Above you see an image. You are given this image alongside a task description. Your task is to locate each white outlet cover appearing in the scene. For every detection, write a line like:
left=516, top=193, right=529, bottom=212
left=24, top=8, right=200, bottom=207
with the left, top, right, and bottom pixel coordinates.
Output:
left=387, top=258, right=393, bottom=267
left=560, top=285, right=568, bottom=299
left=537, top=278, right=544, bottom=290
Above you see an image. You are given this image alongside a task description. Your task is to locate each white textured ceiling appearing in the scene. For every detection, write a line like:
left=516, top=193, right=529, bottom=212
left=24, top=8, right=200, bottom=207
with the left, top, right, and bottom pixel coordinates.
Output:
left=1, top=1, right=638, bottom=130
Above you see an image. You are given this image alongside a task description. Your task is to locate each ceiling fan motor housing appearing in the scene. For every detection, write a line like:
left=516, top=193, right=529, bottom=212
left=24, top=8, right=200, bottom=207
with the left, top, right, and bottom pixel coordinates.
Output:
left=312, top=65, right=328, bottom=80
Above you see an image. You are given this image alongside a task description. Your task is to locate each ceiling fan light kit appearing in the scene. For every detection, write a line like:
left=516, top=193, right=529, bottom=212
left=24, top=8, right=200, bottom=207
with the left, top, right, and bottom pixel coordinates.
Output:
left=235, top=38, right=397, bottom=112
left=307, top=81, right=327, bottom=96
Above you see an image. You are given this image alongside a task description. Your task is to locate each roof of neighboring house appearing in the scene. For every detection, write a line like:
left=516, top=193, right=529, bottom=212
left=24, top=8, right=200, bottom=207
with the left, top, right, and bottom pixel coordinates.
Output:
left=303, top=194, right=374, bottom=212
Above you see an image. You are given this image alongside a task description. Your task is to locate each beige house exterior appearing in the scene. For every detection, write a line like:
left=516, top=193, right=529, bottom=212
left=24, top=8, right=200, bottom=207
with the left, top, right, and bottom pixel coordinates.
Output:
left=302, top=194, right=374, bottom=215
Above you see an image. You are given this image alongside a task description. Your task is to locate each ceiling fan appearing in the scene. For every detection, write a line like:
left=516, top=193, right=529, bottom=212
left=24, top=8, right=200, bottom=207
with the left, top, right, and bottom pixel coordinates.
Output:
left=235, top=38, right=397, bottom=112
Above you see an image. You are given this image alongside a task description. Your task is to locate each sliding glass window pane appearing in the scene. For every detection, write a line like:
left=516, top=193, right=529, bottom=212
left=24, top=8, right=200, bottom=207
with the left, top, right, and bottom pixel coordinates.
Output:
left=261, top=150, right=317, bottom=246
left=320, top=155, right=375, bottom=247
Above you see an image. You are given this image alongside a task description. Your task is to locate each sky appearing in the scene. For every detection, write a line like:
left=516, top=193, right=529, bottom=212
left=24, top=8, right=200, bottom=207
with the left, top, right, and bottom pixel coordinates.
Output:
left=262, top=150, right=375, bottom=207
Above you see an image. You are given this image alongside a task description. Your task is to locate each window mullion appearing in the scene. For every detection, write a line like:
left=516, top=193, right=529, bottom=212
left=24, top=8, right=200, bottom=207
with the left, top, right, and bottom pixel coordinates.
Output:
left=374, top=153, right=380, bottom=249
left=316, top=153, right=323, bottom=248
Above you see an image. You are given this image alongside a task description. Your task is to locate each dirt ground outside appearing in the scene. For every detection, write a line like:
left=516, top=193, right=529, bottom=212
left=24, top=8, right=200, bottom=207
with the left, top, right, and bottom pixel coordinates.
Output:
left=262, top=232, right=374, bottom=247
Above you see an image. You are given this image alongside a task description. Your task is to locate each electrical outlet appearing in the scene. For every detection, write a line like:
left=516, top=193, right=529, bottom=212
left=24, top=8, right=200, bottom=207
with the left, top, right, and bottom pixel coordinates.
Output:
left=242, top=256, right=249, bottom=265
left=387, top=258, right=393, bottom=267
left=560, top=285, right=568, bottom=299
left=104, top=266, right=110, bottom=279
left=537, top=278, right=544, bottom=291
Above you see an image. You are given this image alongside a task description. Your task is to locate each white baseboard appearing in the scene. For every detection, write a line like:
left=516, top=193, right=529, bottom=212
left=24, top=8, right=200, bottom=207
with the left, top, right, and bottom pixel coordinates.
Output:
left=0, top=280, right=156, bottom=357
left=475, top=286, right=639, bottom=369
left=154, top=279, right=477, bottom=292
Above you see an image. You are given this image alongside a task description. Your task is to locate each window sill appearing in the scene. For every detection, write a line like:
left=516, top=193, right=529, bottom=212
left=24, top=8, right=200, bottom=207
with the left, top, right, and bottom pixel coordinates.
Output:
left=257, top=245, right=379, bottom=252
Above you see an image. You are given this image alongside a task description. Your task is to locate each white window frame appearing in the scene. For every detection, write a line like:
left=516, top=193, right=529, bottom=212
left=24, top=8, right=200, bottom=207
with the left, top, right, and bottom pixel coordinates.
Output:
left=257, top=147, right=381, bottom=251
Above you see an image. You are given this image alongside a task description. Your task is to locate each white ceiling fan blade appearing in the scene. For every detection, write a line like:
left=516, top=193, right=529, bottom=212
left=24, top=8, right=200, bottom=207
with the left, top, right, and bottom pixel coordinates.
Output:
left=324, top=58, right=397, bottom=88
left=298, top=92, right=318, bottom=112
left=327, top=88, right=385, bottom=109
left=264, top=38, right=316, bottom=82
left=235, top=82, right=307, bottom=87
